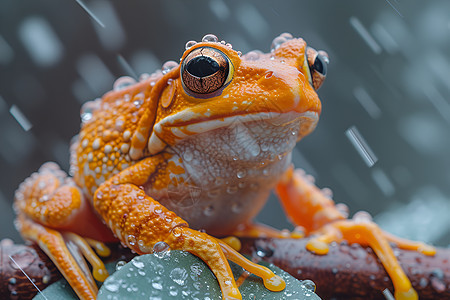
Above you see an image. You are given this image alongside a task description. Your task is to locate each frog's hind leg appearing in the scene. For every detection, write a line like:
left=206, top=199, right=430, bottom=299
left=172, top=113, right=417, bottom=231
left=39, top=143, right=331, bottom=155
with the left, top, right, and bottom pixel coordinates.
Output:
left=275, top=167, right=437, bottom=300
left=16, top=214, right=99, bottom=300
left=14, top=162, right=111, bottom=300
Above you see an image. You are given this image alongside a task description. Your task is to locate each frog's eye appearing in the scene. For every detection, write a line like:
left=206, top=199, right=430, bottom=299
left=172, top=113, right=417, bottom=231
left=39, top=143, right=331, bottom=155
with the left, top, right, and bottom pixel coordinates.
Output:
left=181, top=46, right=233, bottom=98
left=306, top=48, right=329, bottom=90
left=312, top=55, right=327, bottom=77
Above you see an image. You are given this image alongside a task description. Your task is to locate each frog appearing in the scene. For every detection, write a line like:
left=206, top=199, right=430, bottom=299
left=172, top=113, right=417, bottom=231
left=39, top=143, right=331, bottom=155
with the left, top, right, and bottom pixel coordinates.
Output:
left=13, top=33, right=435, bottom=300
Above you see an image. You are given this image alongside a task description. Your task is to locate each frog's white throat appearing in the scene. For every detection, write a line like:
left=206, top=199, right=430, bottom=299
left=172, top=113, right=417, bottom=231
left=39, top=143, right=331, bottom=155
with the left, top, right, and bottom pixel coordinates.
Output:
left=147, top=111, right=318, bottom=155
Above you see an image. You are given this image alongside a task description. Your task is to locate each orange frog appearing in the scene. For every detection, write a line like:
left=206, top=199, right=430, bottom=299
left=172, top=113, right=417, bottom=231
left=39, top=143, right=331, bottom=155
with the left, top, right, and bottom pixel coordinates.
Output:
left=14, top=33, right=435, bottom=300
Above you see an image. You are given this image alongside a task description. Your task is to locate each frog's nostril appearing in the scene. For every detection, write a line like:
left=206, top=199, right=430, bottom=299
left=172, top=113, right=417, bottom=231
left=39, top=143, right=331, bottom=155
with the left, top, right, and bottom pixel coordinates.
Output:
left=265, top=71, right=273, bottom=79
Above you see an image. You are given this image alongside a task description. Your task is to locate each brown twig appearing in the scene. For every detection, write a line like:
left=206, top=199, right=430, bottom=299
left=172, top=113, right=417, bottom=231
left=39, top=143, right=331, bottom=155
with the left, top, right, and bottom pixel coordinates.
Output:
left=240, top=238, right=450, bottom=299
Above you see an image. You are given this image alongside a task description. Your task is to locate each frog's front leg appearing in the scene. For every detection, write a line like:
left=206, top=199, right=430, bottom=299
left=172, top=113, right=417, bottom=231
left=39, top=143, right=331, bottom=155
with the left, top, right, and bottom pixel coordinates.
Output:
left=275, top=166, right=436, bottom=300
left=14, top=162, right=112, bottom=300
left=94, top=154, right=285, bottom=300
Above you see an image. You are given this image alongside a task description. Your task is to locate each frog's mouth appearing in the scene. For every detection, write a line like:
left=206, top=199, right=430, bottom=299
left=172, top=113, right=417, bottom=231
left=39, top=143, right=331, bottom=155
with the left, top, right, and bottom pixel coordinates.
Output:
left=147, top=110, right=318, bottom=155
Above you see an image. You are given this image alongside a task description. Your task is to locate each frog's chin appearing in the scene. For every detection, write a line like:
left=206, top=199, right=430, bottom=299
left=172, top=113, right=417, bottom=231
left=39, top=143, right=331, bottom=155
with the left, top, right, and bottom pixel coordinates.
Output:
left=147, top=111, right=318, bottom=155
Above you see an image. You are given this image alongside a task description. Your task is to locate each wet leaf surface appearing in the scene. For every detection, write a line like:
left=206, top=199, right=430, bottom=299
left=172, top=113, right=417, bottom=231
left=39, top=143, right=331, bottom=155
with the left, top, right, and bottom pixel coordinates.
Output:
left=33, top=250, right=320, bottom=299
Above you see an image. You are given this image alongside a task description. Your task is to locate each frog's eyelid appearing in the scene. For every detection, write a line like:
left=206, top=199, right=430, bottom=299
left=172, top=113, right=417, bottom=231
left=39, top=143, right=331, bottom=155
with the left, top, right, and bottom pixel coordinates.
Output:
left=302, top=52, right=313, bottom=87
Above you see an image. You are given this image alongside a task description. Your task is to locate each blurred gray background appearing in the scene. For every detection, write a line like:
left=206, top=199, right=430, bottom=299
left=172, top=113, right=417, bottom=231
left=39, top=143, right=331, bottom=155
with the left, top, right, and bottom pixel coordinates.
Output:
left=1, top=0, right=449, bottom=246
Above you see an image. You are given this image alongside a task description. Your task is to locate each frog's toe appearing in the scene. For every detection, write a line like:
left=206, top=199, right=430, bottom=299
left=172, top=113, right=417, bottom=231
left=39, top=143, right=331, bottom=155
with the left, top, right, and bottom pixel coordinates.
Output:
left=217, top=239, right=286, bottom=292
left=309, top=219, right=419, bottom=300
left=64, top=233, right=110, bottom=282
left=17, top=214, right=99, bottom=300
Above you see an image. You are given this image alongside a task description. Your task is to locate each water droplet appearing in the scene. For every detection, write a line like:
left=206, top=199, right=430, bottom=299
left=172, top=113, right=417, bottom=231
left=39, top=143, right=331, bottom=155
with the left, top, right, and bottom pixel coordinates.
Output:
left=331, top=268, right=338, bottom=274
left=152, top=281, right=163, bottom=290
left=237, top=51, right=242, bottom=57
left=255, top=245, right=274, bottom=258
left=263, top=169, right=269, bottom=176
left=352, top=211, right=373, bottom=223
left=116, top=260, right=127, bottom=271
left=202, top=34, right=218, bottom=43
left=227, top=185, right=237, bottom=194
left=280, top=32, right=294, bottom=40
left=301, top=279, right=316, bottom=292
left=335, top=203, right=349, bottom=218
left=231, top=202, right=242, bottom=213
left=248, top=143, right=261, bottom=157
left=133, top=99, right=143, bottom=108
left=132, top=259, right=145, bottom=269
left=139, top=73, right=150, bottom=81
left=169, top=285, right=178, bottom=296
left=126, top=235, right=136, bottom=246
left=162, top=60, right=178, bottom=74
left=183, top=150, right=193, bottom=162
left=8, top=278, right=16, bottom=285
left=225, top=43, right=233, bottom=48
left=153, top=241, right=170, bottom=257
left=170, top=267, right=188, bottom=286
left=104, top=280, right=120, bottom=292
left=203, top=205, right=214, bottom=216
left=185, top=40, right=197, bottom=50
left=113, top=76, right=137, bottom=91
left=271, top=36, right=288, bottom=52
left=42, top=274, right=51, bottom=284
left=321, top=187, right=333, bottom=198
left=236, top=169, right=246, bottom=179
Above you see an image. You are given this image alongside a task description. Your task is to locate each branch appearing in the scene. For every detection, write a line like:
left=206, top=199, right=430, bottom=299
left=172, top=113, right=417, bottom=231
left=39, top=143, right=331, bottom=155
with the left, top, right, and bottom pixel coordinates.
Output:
left=240, top=238, right=450, bottom=299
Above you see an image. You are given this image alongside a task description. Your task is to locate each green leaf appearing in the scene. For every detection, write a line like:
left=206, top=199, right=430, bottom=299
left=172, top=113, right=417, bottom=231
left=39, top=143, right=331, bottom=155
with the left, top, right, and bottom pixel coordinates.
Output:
left=35, top=251, right=321, bottom=300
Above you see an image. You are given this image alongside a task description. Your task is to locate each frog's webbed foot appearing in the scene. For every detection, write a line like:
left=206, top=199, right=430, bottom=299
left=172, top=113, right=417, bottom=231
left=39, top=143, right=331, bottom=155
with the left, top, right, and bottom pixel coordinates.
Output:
left=306, top=217, right=437, bottom=300
left=14, top=162, right=111, bottom=300
left=275, top=167, right=436, bottom=300
left=16, top=214, right=110, bottom=300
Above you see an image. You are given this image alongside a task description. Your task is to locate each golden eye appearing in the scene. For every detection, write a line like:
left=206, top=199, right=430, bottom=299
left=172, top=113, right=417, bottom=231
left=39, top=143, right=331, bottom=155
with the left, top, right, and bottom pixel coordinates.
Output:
left=181, top=46, right=233, bottom=98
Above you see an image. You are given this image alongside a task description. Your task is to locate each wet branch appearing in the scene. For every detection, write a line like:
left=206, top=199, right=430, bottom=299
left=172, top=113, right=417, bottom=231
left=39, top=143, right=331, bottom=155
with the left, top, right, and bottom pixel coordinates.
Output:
left=240, top=238, right=450, bottom=300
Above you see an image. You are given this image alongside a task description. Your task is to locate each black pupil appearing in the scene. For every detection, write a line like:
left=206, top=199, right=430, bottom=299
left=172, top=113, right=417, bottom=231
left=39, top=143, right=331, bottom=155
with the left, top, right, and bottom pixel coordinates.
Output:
left=186, top=56, right=220, bottom=77
left=313, top=55, right=326, bottom=76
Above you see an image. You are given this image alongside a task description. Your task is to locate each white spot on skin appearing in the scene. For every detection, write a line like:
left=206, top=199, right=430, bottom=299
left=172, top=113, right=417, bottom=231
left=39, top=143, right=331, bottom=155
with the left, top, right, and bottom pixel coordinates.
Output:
left=104, top=144, right=112, bottom=153
left=88, top=152, right=93, bottom=162
left=223, top=94, right=229, bottom=98
left=102, top=156, right=108, bottom=163
left=92, top=138, right=101, bottom=150
left=123, top=130, right=131, bottom=141
left=136, top=132, right=145, bottom=142
left=95, top=166, right=101, bottom=173
left=82, top=139, right=88, bottom=148
left=121, top=143, right=130, bottom=153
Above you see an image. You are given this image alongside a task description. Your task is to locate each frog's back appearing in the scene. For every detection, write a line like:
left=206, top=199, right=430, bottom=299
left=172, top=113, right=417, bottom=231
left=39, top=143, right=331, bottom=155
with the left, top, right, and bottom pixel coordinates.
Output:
left=72, top=75, right=159, bottom=198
